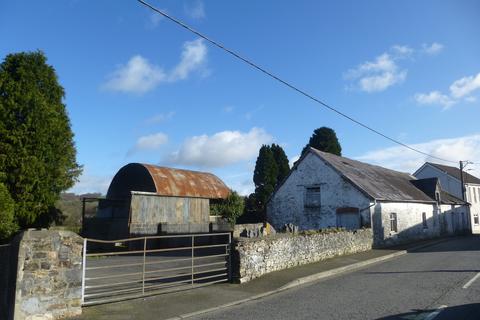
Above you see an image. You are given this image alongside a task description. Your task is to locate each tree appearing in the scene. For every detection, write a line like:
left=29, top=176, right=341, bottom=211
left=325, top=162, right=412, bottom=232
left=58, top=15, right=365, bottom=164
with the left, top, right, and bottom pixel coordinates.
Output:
left=270, top=144, right=290, bottom=183
left=210, top=191, right=245, bottom=225
left=0, top=183, right=17, bottom=242
left=301, top=127, right=342, bottom=156
left=0, top=51, right=82, bottom=229
left=253, top=145, right=278, bottom=214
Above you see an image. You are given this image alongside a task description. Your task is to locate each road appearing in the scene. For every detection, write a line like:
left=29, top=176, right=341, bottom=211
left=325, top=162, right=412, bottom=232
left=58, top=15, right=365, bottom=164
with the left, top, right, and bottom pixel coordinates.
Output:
left=194, top=236, right=480, bottom=320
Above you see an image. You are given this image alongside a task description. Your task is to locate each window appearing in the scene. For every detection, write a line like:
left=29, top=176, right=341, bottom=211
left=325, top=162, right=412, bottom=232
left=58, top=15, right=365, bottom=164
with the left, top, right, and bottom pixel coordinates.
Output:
left=477, top=188, right=480, bottom=203
left=422, top=212, right=428, bottom=229
left=474, top=187, right=477, bottom=203
left=474, top=213, right=479, bottom=226
left=390, top=213, right=398, bottom=233
left=304, top=186, right=321, bottom=208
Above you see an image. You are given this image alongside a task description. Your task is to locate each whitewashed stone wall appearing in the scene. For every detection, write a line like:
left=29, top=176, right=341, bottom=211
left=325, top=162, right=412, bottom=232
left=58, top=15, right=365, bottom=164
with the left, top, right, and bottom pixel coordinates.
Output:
left=440, top=204, right=469, bottom=235
left=373, top=202, right=440, bottom=246
left=233, top=229, right=373, bottom=283
left=267, top=153, right=372, bottom=231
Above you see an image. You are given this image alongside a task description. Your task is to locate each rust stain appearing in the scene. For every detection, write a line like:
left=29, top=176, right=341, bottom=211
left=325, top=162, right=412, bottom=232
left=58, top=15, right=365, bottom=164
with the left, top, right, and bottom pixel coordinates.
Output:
left=142, top=164, right=230, bottom=199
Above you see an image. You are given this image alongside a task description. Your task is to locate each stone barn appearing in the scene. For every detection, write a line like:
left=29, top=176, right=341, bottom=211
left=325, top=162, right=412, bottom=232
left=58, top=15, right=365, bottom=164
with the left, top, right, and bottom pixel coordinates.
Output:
left=267, top=147, right=469, bottom=246
left=83, top=163, right=230, bottom=239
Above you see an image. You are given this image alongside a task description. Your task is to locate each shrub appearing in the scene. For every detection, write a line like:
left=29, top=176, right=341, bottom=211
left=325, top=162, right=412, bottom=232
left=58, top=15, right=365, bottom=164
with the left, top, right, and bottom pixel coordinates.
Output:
left=210, top=191, right=245, bottom=225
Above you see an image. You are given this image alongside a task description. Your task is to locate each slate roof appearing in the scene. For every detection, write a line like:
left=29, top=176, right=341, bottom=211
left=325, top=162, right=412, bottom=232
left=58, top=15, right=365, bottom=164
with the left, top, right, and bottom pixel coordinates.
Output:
left=309, top=148, right=435, bottom=203
left=410, top=177, right=466, bottom=205
left=426, top=162, right=480, bottom=185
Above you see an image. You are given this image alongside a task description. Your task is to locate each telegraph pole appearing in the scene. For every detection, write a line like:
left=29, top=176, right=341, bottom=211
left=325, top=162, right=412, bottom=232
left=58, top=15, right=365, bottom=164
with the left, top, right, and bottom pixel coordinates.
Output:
left=460, top=161, right=466, bottom=201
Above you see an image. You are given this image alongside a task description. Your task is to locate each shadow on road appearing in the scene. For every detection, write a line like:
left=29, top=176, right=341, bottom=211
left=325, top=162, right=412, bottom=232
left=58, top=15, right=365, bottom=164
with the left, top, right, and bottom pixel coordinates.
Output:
left=375, top=303, right=480, bottom=320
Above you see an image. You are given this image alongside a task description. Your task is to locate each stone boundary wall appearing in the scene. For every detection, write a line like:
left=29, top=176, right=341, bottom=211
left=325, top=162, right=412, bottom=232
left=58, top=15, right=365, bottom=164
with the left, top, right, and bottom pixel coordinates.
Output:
left=233, top=228, right=373, bottom=283
left=13, top=230, right=83, bottom=320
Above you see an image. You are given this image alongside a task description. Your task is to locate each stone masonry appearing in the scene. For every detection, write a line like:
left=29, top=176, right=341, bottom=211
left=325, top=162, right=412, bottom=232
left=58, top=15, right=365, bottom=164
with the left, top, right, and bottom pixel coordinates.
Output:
left=14, top=230, right=83, bottom=320
left=233, top=228, right=373, bottom=283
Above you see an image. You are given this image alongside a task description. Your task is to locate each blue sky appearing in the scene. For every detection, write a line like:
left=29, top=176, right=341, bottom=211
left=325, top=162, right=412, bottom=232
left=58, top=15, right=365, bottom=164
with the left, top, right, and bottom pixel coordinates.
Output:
left=2, top=0, right=480, bottom=195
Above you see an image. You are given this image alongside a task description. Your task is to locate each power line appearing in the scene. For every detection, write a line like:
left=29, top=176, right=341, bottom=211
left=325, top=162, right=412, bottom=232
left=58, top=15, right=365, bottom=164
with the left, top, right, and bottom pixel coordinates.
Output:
left=137, top=0, right=459, bottom=165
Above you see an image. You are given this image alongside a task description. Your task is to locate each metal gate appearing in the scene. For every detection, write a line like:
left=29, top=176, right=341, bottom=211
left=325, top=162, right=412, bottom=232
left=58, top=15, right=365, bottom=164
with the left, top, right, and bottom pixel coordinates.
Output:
left=81, top=233, right=231, bottom=306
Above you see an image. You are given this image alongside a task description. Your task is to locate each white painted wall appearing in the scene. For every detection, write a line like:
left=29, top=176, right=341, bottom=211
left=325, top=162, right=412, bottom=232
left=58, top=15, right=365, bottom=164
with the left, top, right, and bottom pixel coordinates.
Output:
left=374, top=202, right=440, bottom=246
left=266, top=153, right=372, bottom=231
left=414, top=164, right=480, bottom=234
left=465, top=185, right=480, bottom=233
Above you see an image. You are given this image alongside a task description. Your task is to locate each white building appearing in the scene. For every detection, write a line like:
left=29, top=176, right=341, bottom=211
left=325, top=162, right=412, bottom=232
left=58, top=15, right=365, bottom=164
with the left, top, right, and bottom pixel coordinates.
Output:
left=414, top=162, right=480, bottom=234
left=267, top=148, right=469, bottom=246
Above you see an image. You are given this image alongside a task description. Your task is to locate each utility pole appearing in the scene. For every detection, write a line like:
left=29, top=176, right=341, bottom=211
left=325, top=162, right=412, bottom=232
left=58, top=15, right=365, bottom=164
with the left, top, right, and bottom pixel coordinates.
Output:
left=460, top=161, right=466, bottom=201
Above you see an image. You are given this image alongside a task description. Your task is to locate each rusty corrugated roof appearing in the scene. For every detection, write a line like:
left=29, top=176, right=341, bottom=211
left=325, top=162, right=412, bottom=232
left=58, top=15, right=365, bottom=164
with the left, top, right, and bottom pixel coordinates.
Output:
left=142, top=164, right=230, bottom=199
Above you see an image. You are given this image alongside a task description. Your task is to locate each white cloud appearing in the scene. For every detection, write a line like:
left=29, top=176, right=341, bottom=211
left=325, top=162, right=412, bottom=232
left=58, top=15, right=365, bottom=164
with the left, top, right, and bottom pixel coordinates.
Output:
left=103, top=55, right=166, bottom=94
left=391, top=45, right=414, bottom=58
left=422, top=42, right=444, bottom=55
left=356, top=134, right=480, bottom=174
left=129, top=132, right=168, bottom=155
left=346, top=43, right=444, bottom=93
left=414, top=91, right=455, bottom=109
left=449, top=72, right=480, bottom=98
left=414, top=72, right=480, bottom=108
left=103, top=39, right=207, bottom=94
left=145, top=111, right=175, bottom=125
left=168, top=127, right=273, bottom=168
left=345, top=53, right=407, bottom=93
left=169, top=39, right=207, bottom=81
left=184, top=0, right=205, bottom=19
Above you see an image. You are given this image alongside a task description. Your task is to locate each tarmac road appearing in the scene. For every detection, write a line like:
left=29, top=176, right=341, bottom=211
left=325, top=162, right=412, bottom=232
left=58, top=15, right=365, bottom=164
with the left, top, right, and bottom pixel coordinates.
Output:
left=194, top=236, right=480, bottom=320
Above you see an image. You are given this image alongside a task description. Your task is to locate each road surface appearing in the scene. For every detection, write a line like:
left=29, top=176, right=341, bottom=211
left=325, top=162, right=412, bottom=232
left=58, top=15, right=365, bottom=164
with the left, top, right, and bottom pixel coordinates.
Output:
left=194, top=236, right=480, bottom=320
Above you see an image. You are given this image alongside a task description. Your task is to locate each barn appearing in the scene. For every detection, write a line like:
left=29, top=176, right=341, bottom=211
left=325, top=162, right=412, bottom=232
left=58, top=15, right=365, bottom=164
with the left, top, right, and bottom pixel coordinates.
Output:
left=83, top=163, right=230, bottom=239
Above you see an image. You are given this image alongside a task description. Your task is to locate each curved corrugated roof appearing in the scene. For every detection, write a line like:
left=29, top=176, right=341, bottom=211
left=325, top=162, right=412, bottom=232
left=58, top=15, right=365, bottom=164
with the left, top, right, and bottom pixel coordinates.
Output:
left=107, top=163, right=230, bottom=199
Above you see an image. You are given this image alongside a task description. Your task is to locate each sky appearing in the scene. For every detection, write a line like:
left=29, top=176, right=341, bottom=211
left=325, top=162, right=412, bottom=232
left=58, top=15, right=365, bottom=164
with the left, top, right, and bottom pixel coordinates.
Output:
left=1, top=0, right=480, bottom=196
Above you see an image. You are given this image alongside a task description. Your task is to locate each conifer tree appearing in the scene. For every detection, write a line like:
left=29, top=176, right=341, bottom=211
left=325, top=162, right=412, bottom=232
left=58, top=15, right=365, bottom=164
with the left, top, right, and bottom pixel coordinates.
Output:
left=301, top=127, right=342, bottom=156
left=0, top=51, right=82, bottom=230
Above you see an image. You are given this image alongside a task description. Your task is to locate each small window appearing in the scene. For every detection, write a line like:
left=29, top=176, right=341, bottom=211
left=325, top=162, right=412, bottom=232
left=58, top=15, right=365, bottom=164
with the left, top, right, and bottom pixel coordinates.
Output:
left=435, top=192, right=441, bottom=204
left=474, top=213, right=479, bottom=225
left=474, top=188, right=477, bottom=203
left=422, top=212, right=428, bottom=229
left=477, top=188, right=480, bottom=202
left=390, top=213, right=398, bottom=233
left=305, top=186, right=321, bottom=208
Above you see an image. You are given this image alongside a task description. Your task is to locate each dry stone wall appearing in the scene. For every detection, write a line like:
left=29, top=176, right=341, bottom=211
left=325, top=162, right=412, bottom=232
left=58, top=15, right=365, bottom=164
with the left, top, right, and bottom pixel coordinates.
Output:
left=233, top=228, right=373, bottom=283
left=14, top=230, right=83, bottom=320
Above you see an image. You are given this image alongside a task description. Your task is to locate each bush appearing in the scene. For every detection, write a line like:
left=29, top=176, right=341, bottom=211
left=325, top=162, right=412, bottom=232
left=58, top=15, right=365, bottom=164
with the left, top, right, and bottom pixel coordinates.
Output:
left=210, top=191, right=245, bottom=225
left=0, top=183, right=18, bottom=242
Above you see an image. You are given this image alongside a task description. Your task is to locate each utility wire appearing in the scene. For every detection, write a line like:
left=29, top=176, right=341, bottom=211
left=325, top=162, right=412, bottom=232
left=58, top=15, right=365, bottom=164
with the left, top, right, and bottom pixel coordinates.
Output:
left=137, top=0, right=459, bottom=165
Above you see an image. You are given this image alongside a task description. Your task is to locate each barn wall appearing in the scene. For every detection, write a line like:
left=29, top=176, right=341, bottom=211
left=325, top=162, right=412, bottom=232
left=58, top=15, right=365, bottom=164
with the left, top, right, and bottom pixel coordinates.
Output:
left=129, top=194, right=210, bottom=235
left=267, top=153, right=372, bottom=231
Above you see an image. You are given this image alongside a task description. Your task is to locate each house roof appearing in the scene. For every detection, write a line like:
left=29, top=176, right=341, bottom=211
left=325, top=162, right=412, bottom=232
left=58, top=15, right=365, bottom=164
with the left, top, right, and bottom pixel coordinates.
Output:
left=410, top=177, right=466, bottom=205
left=107, top=163, right=230, bottom=199
left=309, top=148, right=435, bottom=203
left=424, top=162, right=480, bottom=185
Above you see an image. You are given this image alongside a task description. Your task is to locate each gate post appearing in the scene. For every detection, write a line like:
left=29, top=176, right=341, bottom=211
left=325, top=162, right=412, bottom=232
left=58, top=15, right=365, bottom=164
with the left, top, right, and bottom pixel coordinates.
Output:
left=142, top=237, right=147, bottom=295
left=227, top=233, right=232, bottom=282
left=191, top=235, right=195, bottom=285
left=81, top=238, right=87, bottom=305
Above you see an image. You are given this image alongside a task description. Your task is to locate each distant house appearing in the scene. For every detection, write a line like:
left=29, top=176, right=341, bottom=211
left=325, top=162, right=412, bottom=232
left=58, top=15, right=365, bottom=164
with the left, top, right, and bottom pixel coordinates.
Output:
left=414, top=162, right=480, bottom=234
left=83, top=163, right=230, bottom=239
left=267, top=148, right=468, bottom=246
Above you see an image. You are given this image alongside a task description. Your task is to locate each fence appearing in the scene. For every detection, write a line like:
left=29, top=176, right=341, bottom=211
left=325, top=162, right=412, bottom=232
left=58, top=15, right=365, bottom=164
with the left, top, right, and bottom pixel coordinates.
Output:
left=82, top=232, right=231, bottom=305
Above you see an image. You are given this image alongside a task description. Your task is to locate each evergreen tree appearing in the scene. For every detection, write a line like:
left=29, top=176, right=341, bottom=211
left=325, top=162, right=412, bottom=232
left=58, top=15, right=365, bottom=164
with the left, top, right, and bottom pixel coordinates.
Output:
left=270, top=144, right=290, bottom=184
left=0, top=183, right=17, bottom=242
left=301, top=127, right=342, bottom=156
left=0, top=51, right=82, bottom=229
left=252, top=145, right=278, bottom=215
